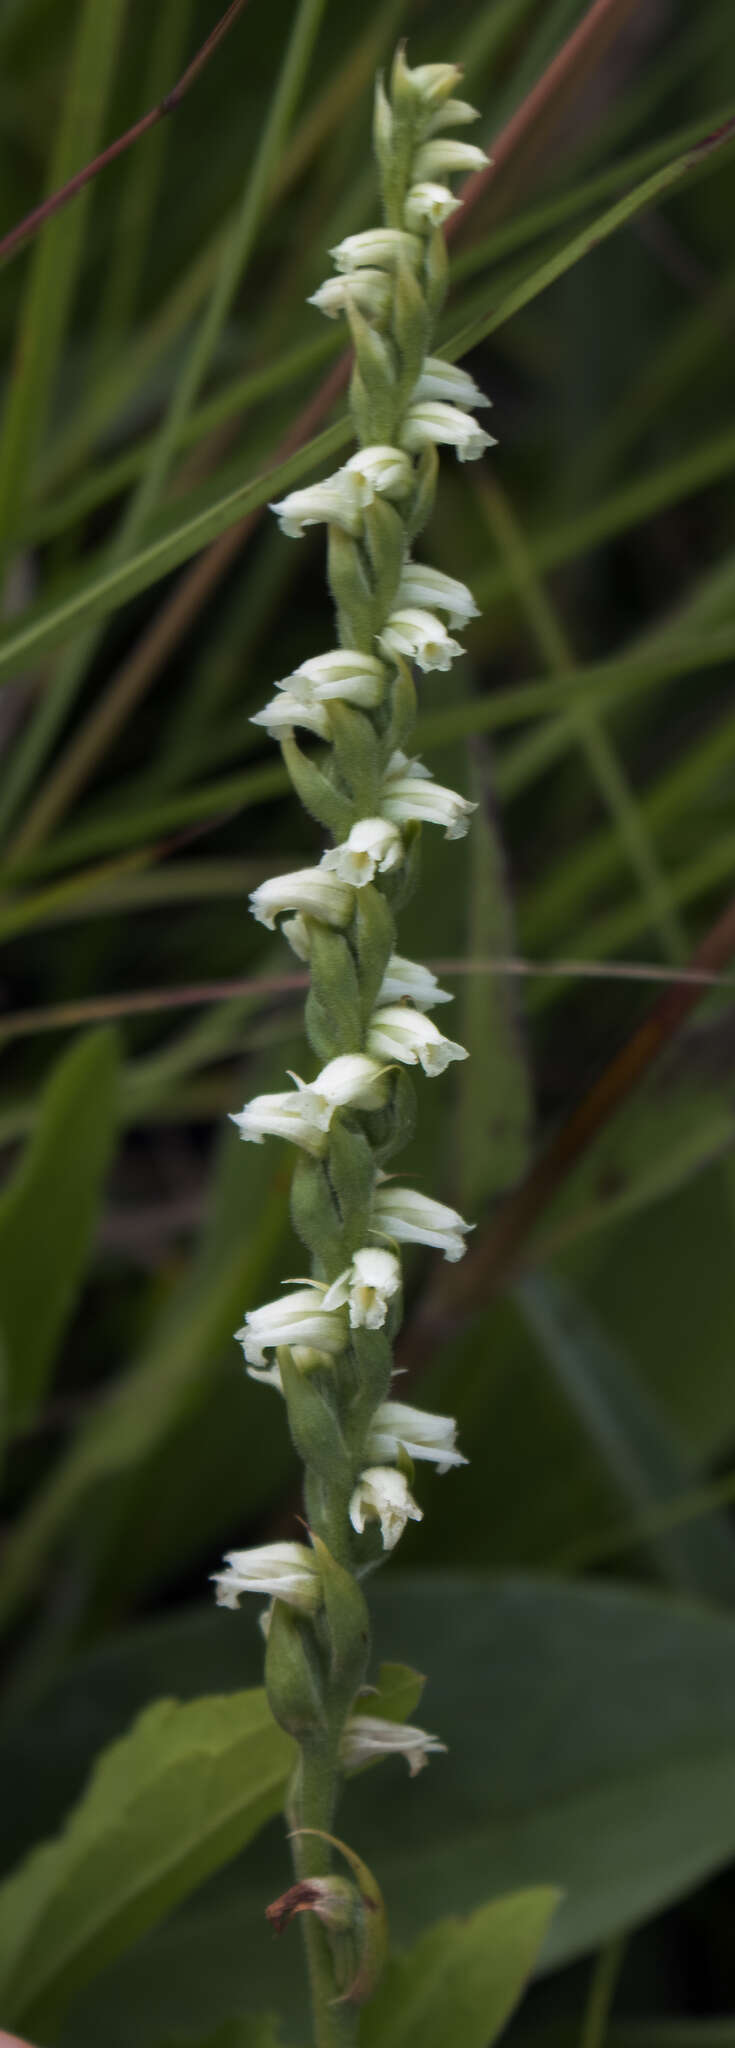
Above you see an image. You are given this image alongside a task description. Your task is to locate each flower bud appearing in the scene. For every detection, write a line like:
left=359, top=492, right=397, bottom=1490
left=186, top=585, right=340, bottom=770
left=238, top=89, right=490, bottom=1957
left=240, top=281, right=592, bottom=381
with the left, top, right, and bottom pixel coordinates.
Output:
left=212, top=1539, right=321, bottom=1612
left=424, top=97, right=480, bottom=134
left=266, top=1874, right=357, bottom=1934
left=398, top=60, right=464, bottom=108
left=367, top=1003, right=468, bottom=1076
left=414, top=139, right=491, bottom=179
left=349, top=1466, right=422, bottom=1549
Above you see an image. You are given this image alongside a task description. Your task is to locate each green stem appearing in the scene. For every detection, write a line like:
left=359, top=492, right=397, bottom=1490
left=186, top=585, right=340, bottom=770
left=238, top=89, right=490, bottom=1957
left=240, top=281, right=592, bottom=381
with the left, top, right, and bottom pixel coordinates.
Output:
left=290, top=1750, right=357, bottom=2048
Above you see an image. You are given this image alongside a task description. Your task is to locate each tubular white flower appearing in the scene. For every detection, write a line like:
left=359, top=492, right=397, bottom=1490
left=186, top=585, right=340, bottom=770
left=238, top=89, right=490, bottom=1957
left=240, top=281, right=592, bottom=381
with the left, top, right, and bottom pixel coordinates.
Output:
left=378, top=606, right=462, bottom=673
left=371, top=1182, right=474, bottom=1261
left=249, top=867, right=353, bottom=932
left=396, top=561, right=479, bottom=629
left=414, top=139, right=491, bottom=178
left=367, top=1399, right=467, bottom=1472
left=281, top=649, right=387, bottom=709
left=311, top=1052, right=390, bottom=1115
left=308, top=270, right=392, bottom=322
left=237, top=1283, right=348, bottom=1371
left=330, top=228, right=421, bottom=272
left=404, top=182, right=461, bottom=231
left=413, top=356, right=491, bottom=410
left=368, top=1003, right=468, bottom=1076
left=212, top=1540, right=321, bottom=1613
left=403, top=61, right=464, bottom=106
left=425, top=97, right=480, bottom=134
left=377, top=953, right=452, bottom=1008
left=349, top=1466, right=422, bottom=1550
left=341, top=1714, right=446, bottom=1777
left=231, top=1083, right=330, bottom=1155
left=323, top=817, right=403, bottom=887
left=270, top=470, right=365, bottom=539
left=382, top=757, right=477, bottom=839
left=251, top=692, right=331, bottom=741
left=402, top=400, right=496, bottom=464
left=343, top=445, right=413, bottom=503
left=324, top=1247, right=401, bottom=1330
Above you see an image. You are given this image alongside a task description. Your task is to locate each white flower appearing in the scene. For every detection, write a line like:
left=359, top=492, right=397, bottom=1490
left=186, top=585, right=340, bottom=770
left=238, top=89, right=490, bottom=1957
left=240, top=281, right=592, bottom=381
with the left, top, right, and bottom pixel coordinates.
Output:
left=341, top=1714, right=446, bottom=1777
left=372, top=1183, right=474, bottom=1260
left=405, top=182, right=461, bottom=230
left=249, top=867, right=353, bottom=932
left=414, top=139, right=491, bottom=179
left=324, top=1247, right=401, bottom=1330
left=312, top=1052, right=390, bottom=1115
left=322, top=817, right=403, bottom=887
left=212, top=1540, right=321, bottom=1613
left=330, top=228, right=421, bottom=272
left=413, top=356, right=491, bottom=410
left=367, top=1399, right=467, bottom=1473
left=378, top=607, right=462, bottom=674
left=372, top=1182, right=473, bottom=1262
left=237, top=1282, right=348, bottom=1371
left=231, top=1082, right=330, bottom=1156
left=382, top=756, right=477, bottom=839
left=280, top=649, right=387, bottom=709
left=343, top=445, right=413, bottom=503
left=367, top=1004, right=468, bottom=1076
left=308, top=270, right=392, bottom=321
left=349, top=1466, right=422, bottom=1550
left=270, top=470, right=364, bottom=539
left=425, top=97, right=480, bottom=134
left=377, top=953, right=452, bottom=1008
left=250, top=692, right=331, bottom=740
left=402, top=400, right=496, bottom=464
left=396, top=561, right=479, bottom=629
left=402, top=61, right=464, bottom=107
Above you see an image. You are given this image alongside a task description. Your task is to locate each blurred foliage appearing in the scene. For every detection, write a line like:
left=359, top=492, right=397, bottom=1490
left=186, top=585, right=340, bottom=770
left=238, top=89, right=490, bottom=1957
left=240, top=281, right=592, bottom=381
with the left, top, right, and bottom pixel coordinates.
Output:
left=2, top=0, right=735, bottom=2042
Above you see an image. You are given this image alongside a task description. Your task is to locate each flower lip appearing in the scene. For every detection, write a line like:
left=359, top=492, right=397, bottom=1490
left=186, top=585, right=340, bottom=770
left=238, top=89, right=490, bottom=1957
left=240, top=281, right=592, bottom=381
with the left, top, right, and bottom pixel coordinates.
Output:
left=237, top=1283, right=348, bottom=1370
left=402, top=400, right=496, bottom=464
left=367, top=1004, right=468, bottom=1076
left=378, top=607, right=463, bottom=674
left=367, top=1397, right=467, bottom=1472
left=371, top=1182, right=474, bottom=1261
left=282, top=649, right=386, bottom=708
left=396, top=561, right=479, bottom=629
left=405, top=181, right=461, bottom=229
left=322, top=817, right=403, bottom=887
left=349, top=1466, right=423, bottom=1550
left=377, top=953, right=452, bottom=1009
left=340, top=1713, right=447, bottom=1777
left=308, top=270, right=392, bottom=320
left=249, top=867, right=354, bottom=932
left=231, top=1084, right=330, bottom=1156
left=251, top=692, right=330, bottom=740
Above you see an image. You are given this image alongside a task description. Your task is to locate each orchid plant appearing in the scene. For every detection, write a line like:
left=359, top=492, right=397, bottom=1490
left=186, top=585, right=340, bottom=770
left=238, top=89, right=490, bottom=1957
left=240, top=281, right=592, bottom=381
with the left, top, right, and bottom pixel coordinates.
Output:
left=212, top=47, right=493, bottom=2046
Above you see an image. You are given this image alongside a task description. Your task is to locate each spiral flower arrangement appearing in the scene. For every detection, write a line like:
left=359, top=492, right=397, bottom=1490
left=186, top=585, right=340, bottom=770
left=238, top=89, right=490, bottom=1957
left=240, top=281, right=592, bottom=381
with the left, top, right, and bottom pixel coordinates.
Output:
left=212, top=47, right=494, bottom=2044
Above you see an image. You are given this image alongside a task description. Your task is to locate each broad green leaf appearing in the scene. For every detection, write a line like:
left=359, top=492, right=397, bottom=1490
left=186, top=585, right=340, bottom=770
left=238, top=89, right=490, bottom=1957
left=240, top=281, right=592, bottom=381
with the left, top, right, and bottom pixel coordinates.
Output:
left=0, top=1688, right=294, bottom=2037
left=10, top=1575, right=735, bottom=2048
left=359, top=1890, right=560, bottom=2048
left=0, top=1029, right=118, bottom=1430
left=515, top=1269, right=735, bottom=1600
left=157, top=2024, right=289, bottom=2048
